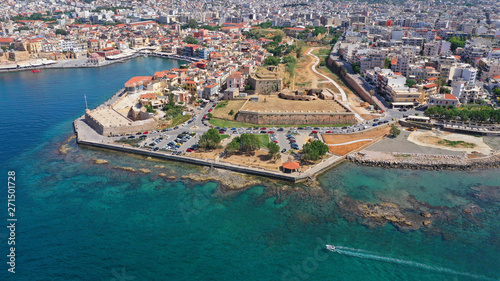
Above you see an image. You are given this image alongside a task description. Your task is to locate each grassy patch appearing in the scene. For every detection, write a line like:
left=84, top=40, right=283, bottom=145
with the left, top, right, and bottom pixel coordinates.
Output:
left=209, top=118, right=252, bottom=128
left=256, top=134, right=270, bottom=146
left=437, top=139, right=476, bottom=148
left=115, top=138, right=142, bottom=147
left=313, top=48, right=331, bottom=57
left=211, top=99, right=246, bottom=120
left=394, top=154, right=412, bottom=158
left=168, top=114, right=191, bottom=128
left=215, top=100, right=229, bottom=109
left=220, top=134, right=230, bottom=140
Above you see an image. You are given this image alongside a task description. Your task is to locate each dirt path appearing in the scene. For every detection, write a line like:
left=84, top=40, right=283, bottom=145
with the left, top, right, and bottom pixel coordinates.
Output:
left=295, top=47, right=319, bottom=88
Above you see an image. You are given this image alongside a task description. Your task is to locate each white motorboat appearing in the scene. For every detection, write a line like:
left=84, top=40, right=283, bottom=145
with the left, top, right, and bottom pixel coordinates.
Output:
left=326, top=245, right=337, bottom=252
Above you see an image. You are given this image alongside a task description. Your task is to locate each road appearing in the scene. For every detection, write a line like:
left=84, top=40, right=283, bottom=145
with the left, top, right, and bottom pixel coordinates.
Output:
left=307, top=48, right=365, bottom=122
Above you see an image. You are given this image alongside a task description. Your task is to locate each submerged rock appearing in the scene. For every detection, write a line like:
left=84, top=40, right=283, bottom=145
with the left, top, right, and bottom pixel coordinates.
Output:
left=180, top=168, right=263, bottom=191
left=469, top=185, right=500, bottom=201
left=93, top=159, right=109, bottom=164
left=138, top=168, right=151, bottom=174
left=114, top=166, right=135, bottom=172
left=59, top=144, right=71, bottom=154
left=421, top=211, right=431, bottom=218
left=338, top=197, right=436, bottom=231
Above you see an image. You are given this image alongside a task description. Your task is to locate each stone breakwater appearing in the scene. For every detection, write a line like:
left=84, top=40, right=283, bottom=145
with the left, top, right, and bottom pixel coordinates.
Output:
left=347, top=150, right=500, bottom=170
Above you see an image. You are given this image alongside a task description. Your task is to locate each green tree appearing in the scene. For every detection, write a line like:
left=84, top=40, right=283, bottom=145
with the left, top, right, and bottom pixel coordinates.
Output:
left=352, top=62, right=360, bottom=74
left=228, top=109, right=234, bottom=115
left=272, top=34, right=283, bottom=43
left=312, top=26, right=327, bottom=37
left=239, top=134, right=261, bottom=153
left=440, top=87, right=451, bottom=94
left=264, top=56, right=280, bottom=66
left=492, top=87, right=500, bottom=97
left=183, top=35, right=198, bottom=44
left=187, top=19, right=198, bottom=29
left=55, top=29, right=67, bottom=36
left=199, top=128, right=222, bottom=150
left=302, top=140, right=328, bottom=161
left=447, top=36, right=466, bottom=52
left=390, top=125, right=401, bottom=138
left=384, top=57, right=391, bottom=69
left=244, top=85, right=251, bottom=91
left=226, top=138, right=241, bottom=153
left=267, top=142, right=280, bottom=160
left=168, top=93, right=175, bottom=106
left=144, top=105, right=156, bottom=114
left=405, top=79, right=417, bottom=88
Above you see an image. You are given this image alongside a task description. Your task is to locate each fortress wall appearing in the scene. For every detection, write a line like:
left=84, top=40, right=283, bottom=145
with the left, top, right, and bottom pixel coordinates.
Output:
left=236, top=111, right=356, bottom=125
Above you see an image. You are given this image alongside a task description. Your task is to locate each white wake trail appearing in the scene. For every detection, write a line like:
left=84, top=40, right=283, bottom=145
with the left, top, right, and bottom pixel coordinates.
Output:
left=335, top=248, right=495, bottom=281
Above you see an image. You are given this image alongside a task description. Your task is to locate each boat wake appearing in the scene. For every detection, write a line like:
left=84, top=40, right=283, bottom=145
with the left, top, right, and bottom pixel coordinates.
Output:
left=334, top=247, right=495, bottom=281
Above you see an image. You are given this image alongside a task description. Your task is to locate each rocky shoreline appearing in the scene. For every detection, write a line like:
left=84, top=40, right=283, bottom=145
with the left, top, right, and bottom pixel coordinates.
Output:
left=347, top=151, right=500, bottom=171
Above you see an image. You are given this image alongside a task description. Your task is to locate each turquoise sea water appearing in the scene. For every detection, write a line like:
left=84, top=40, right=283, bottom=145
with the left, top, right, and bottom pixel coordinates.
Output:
left=1, top=57, right=499, bottom=281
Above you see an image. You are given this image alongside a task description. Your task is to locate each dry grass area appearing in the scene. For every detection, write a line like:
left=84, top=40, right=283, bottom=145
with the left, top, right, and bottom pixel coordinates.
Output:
left=407, top=131, right=492, bottom=155
left=329, top=141, right=372, bottom=155
left=241, top=95, right=346, bottom=112
left=220, top=149, right=282, bottom=171
left=318, top=67, right=355, bottom=97
left=294, top=48, right=319, bottom=89
left=189, top=148, right=225, bottom=160
left=322, top=126, right=391, bottom=144
left=211, top=99, right=248, bottom=120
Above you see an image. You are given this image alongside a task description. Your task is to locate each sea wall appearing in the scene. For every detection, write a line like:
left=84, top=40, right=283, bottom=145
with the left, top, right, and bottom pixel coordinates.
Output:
left=76, top=139, right=313, bottom=182
left=347, top=151, right=500, bottom=170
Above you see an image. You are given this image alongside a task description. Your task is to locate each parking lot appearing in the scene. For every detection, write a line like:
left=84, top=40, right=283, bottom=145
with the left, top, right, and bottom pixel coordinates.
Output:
left=110, top=99, right=398, bottom=155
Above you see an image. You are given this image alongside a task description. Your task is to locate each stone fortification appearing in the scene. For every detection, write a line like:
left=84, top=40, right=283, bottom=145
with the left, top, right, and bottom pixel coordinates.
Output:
left=248, top=73, right=283, bottom=95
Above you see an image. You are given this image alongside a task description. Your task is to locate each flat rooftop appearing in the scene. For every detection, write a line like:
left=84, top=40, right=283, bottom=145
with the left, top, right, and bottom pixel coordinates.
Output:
left=240, top=95, right=348, bottom=113
left=87, top=108, right=131, bottom=128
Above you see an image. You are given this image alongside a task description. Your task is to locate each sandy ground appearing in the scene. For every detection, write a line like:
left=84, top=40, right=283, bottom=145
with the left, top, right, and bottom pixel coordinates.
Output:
left=241, top=95, right=346, bottom=112
left=322, top=126, right=391, bottom=144
left=407, top=131, right=493, bottom=155
left=294, top=48, right=320, bottom=89
left=221, top=149, right=282, bottom=171
left=369, top=130, right=467, bottom=156
left=329, top=140, right=372, bottom=155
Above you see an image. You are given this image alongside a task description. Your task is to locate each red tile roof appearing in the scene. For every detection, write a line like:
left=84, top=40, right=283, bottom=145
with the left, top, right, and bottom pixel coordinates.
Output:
left=444, top=94, right=458, bottom=100
left=282, top=162, right=300, bottom=170
left=125, top=76, right=153, bottom=87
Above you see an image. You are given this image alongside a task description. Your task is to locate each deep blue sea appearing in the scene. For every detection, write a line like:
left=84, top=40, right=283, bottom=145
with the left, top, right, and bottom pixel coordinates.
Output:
left=0, top=57, right=499, bottom=281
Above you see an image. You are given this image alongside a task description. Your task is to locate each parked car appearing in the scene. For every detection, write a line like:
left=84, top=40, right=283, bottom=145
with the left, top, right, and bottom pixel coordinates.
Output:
left=281, top=149, right=287, bottom=153
left=277, top=128, right=284, bottom=131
